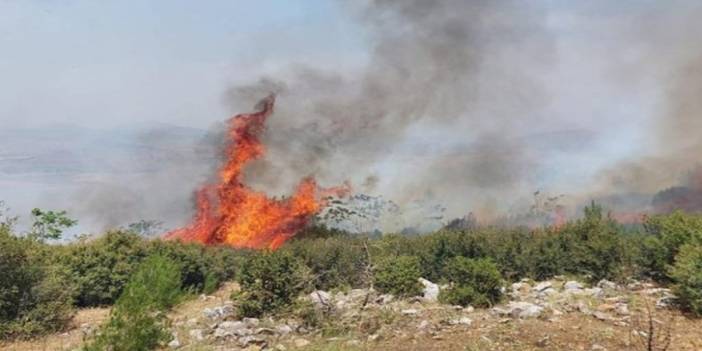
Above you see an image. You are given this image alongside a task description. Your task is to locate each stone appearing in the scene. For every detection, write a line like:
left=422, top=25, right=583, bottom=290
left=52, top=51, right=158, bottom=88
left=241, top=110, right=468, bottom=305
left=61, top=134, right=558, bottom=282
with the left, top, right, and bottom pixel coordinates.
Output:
left=597, top=280, right=617, bottom=290
left=255, top=328, right=277, bottom=335
left=591, top=344, right=607, bottom=351
left=534, top=281, right=553, bottom=292
left=275, top=344, right=287, bottom=351
left=564, top=281, right=584, bottom=291
left=368, top=334, right=381, bottom=342
left=186, top=318, right=198, bottom=327
left=593, top=311, right=612, bottom=321
left=539, top=288, right=558, bottom=297
left=309, top=290, right=332, bottom=308
left=239, top=336, right=267, bottom=348
left=419, top=278, right=440, bottom=302
left=449, top=317, right=472, bottom=326
left=189, top=329, right=205, bottom=341
left=494, top=302, right=543, bottom=319
left=584, top=287, right=604, bottom=298
left=401, top=309, right=419, bottom=316
left=536, top=336, right=550, bottom=347
left=375, top=294, right=394, bottom=305
left=276, top=324, right=293, bottom=336
left=615, top=304, right=630, bottom=316
left=168, top=336, right=181, bottom=349
left=203, top=305, right=234, bottom=320
left=293, top=338, right=310, bottom=347
left=214, top=321, right=247, bottom=339
left=243, top=317, right=260, bottom=327
left=417, top=320, right=430, bottom=330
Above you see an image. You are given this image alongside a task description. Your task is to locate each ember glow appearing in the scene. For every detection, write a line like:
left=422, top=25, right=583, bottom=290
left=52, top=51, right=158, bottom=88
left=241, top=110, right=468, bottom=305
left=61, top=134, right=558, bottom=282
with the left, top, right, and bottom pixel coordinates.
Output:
left=166, top=96, right=350, bottom=250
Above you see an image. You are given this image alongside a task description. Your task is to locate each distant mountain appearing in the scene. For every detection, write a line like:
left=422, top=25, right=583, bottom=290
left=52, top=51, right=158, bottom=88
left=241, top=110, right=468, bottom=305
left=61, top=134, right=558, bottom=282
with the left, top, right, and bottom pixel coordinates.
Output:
left=0, top=124, right=213, bottom=175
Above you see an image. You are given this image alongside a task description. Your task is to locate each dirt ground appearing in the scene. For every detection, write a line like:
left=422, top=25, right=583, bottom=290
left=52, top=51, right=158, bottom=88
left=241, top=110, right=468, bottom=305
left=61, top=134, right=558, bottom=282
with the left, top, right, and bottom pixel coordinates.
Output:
left=2, top=282, right=700, bottom=351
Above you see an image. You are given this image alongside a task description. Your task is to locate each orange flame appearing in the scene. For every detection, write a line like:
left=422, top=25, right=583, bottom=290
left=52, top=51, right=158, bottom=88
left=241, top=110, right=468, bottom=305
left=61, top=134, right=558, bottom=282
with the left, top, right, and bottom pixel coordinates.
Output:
left=166, top=95, right=350, bottom=250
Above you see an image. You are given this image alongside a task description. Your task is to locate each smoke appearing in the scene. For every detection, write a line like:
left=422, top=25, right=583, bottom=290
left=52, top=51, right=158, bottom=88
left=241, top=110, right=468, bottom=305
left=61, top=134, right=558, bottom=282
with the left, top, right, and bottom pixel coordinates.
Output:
left=589, top=1, right=702, bottom=212
left=225, top=0, right=555, bottom=223
left=18, top=1, right=702, bottom=233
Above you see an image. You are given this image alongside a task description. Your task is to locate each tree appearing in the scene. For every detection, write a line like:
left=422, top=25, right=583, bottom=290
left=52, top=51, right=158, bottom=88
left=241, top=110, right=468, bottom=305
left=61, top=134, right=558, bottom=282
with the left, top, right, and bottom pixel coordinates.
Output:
left=29, top=208, right=77, bottom=241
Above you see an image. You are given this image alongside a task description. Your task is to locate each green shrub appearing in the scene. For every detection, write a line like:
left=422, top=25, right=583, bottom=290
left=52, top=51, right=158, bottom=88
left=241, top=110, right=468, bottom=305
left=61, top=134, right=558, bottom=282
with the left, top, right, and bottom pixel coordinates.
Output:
left=373, top=255, right=423, bottom=297
left=235, top=251, right=305, bottom=317
left=84, top=254, right=182, bottom=351
left=62, top=230, right=149, bottom=306
left=669, top=244, right=702, bottom=316
left=556, top=202, right=627, bottom=282
left=285, top=236, right=367, bottom=290
left=0, top=229, right=75, bottom=339
left=439, top=256, right=502, bottom=307
left=148, top=240, right=240, bottom=294
left=641, top=212, right=702, bottom=281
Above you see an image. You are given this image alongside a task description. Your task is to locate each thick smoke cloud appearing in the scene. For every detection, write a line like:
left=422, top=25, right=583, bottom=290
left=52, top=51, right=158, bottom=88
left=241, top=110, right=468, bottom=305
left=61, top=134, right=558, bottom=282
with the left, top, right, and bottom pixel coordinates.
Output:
left=225, top=0, right=555, bottom=223
left=17, top=1, right=702, bottom=233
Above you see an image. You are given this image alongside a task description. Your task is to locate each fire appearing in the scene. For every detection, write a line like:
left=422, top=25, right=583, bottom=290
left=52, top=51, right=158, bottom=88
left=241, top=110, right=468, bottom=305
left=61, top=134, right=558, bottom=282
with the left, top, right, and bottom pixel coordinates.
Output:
left=166, top=95, right=350, bottom=250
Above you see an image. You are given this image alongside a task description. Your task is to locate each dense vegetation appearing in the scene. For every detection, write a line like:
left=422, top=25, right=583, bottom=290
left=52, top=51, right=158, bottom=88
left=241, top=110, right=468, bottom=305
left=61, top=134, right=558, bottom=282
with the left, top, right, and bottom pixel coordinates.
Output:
left=1, top=202, right=702, bottom=347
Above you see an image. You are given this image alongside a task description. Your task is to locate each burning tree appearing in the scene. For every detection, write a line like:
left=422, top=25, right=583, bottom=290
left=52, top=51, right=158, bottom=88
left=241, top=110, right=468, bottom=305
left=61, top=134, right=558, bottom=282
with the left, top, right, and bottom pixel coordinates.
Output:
left=166, top=96, right=349, bottom=250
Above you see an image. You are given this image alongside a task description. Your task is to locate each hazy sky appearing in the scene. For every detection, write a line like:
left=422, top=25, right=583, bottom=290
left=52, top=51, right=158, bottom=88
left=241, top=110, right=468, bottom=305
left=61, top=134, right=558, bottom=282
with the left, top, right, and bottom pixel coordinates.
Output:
left=0, top=0, right=366, bottom=129
left=1, top=1, right=701, bottom=233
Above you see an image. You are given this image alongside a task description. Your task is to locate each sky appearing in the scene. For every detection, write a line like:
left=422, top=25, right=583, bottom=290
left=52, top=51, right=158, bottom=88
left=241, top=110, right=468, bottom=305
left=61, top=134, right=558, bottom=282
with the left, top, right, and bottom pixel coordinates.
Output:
left=1, top=1, right=701, bottom=233
left=0, top=0, right=366, bottom=129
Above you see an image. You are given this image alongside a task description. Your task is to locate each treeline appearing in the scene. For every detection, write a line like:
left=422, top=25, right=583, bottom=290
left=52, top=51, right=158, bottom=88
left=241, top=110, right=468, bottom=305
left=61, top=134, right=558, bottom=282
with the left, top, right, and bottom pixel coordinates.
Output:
left=1, top=203, right=701, bottom=348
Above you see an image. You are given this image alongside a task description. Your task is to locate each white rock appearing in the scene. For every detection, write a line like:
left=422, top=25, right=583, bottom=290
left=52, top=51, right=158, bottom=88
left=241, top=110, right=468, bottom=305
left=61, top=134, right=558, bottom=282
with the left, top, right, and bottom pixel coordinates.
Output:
left=293, top=338, right=310, bottom=348
left=539, top=288, right=559, bottom=297
left=375, top=294, right=394, bottom=305
left=534, top=281, right=553, bottom=292
left=309, top=290, right=332, bottom=307
left=564, top=281, right=584, bottom=291
left=615, top=304, right=630, bottom=316
left=243, top=317, right=260, bottom=327
left=597, top=280, right=617, bottom=290
left=276, top=324, right=293, bottom=336
left=168, top=337, right=181, bottom=349
left=463, top=305, right=475, bottom=313
left=449, top=317, right=472, bottom=326
left=239, top=335, right=266, bottom=348
left=275, top=344, right=287, bottom=351
left=401, top=309, right=419, bottom=316
left=506, top=301, right=544, bottom=319
left=189, top=329, right=204, bottom=341
left=417, top=320, right=430, bottom=330
left=419, top=278, right=440, bottom=302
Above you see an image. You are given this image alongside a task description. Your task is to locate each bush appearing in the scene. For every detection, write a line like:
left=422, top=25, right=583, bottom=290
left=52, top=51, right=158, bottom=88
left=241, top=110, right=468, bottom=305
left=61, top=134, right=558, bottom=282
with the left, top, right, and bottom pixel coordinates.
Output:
left=284, top=236, right=367, bottom=290
left=62, top=230, right=149, bottom=306
left=148, top=240, right=241, bottom=294
left=0, top=229, right=75, bottom=339
left=641, top=212, right=702, bottom=281
left=439, top=256, right=502, bottom=307
left=84, top=254, right=182, bottom=351
left=373, top=255, right=423, bottom=298
left=669, top=244, right=702, bottom=316
left=235, top=251, right=305, bottom=317
left=556, top=202, right=627, bottom=282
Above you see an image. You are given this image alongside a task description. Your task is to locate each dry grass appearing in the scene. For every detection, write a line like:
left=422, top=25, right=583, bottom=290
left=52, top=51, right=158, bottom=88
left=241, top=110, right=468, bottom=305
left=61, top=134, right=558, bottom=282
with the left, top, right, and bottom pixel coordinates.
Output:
left=0, top=307, right=109, bottom=351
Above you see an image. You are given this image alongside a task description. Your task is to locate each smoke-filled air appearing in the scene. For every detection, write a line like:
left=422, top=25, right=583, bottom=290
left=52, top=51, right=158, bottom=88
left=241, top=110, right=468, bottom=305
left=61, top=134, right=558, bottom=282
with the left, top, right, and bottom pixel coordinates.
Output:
left=7, top=2, right=702, bottom=349
left=2, top=0, right=702, bottom=237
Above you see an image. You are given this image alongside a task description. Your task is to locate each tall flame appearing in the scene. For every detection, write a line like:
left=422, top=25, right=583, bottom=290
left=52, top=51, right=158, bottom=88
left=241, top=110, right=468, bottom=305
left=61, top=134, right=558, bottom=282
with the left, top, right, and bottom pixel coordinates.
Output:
left=166, top=95, right=350, bottom=250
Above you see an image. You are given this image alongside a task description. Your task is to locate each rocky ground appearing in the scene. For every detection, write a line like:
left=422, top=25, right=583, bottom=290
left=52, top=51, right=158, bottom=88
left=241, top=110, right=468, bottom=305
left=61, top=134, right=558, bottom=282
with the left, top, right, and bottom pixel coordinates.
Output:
left=3, top=278, right=701, bottom=351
